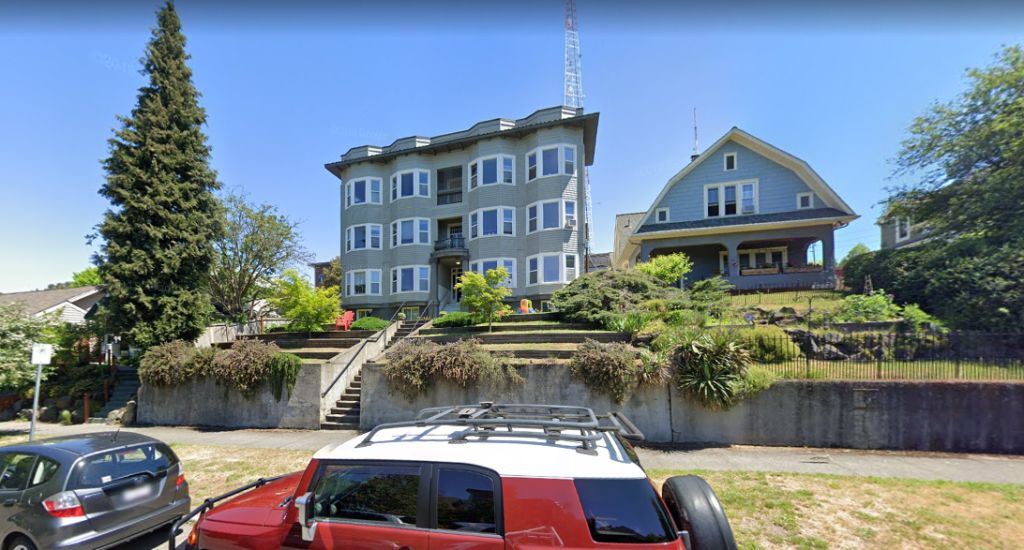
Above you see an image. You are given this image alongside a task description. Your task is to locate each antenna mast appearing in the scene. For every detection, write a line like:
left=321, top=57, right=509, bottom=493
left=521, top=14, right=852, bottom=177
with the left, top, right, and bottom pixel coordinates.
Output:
left=691, top=108, right=700, bottom=162
left=564, top=0, right=594, bottom=270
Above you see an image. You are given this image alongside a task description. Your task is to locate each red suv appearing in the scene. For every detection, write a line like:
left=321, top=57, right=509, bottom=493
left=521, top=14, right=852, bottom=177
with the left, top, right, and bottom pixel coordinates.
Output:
left=175, top=404, right=736, bottom=550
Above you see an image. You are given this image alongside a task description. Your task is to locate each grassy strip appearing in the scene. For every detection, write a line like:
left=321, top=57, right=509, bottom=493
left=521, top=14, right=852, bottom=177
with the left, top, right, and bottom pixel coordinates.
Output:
left=758, top=360, right=1024, bottom=381
left=648, top=469, right=1024, bottom=550
left=170, top=444, right=312, bottom=503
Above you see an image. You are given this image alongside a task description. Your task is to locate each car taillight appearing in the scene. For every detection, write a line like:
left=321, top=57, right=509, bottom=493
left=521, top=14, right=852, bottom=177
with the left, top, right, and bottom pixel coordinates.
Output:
left=177, top=473, right=185, bottom=486
left=42, top=491, right=84, bottom=518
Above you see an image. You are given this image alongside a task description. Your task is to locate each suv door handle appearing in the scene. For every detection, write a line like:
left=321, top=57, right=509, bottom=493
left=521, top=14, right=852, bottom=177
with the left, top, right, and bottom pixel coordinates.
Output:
left=2, top=499, right=16, bottom=507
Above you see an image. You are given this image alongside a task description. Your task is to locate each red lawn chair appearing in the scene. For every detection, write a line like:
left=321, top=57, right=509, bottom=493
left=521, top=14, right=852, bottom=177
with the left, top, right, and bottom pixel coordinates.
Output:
left=335, top=310, right=355, bottom=331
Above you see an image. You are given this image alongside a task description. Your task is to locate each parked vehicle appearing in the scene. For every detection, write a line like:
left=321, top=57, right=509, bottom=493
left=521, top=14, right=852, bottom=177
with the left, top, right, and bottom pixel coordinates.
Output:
left=0, top=431, right=190, bottom=550
left=177, top=403, right=736, bottom=550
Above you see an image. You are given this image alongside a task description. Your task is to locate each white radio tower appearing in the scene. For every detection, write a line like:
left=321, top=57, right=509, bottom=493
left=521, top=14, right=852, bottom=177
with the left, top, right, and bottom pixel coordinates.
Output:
left=564, top=0, right=594, bottom=269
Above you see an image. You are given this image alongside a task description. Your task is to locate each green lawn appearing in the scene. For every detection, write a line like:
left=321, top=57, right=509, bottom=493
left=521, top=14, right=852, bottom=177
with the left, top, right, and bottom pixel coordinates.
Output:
left=648, top=469, right=1024, bottom=550
left=757, top=360, right=1024, bottom=381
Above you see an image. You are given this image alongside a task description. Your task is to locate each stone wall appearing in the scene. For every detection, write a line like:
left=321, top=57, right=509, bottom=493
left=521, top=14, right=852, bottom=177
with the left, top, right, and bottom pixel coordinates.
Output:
left=361, top=363, right=1024, bottom=454
left=139, top=322, right=400, bottom=429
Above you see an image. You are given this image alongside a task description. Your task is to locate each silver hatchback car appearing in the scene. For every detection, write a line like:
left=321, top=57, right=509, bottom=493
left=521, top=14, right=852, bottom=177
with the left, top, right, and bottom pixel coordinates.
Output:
left=0, top=431, right=190, bottom=550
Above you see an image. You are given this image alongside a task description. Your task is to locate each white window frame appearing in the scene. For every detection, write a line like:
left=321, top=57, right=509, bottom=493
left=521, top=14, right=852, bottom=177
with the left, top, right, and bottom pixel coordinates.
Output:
left=724, top=152, right=737, bottom=171
left=344, top=178, right=383, bottom=209
left=468, top=258, right=516, bottom=288
left=526, top=199, right=568, bottom=234
left=895, top=218, right=911, bottom=242
left=390, top=217, right=431, bottom=248
left=468, top=154, right=515, bottom=191
left=655, top=207, right=669, bottom=223
left=355, top=309, right=373, bottom=320
left=797, top=192, right=814, bottom=210
left=468, top=207, right=515, bottom=240
left=704, top=179, right=758, bottom=218
left=390, top=169, right=430, bottom=201
left=345, top=269, right=381, bottom=297
left=526, top=144, right=576, bottom=182
left=390, top=265, right=431, bottom=294
left=345, top=223, right=383, bottom=252
left=719, top=247, right=789, bottom=272
left=526, top=252, right=576, bottom=286
left=564, top=200, right=576, bottom=227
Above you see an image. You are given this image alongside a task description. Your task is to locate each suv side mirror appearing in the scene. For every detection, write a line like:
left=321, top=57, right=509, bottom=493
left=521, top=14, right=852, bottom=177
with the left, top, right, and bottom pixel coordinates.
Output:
left=295, top=492, right=317, bottom=542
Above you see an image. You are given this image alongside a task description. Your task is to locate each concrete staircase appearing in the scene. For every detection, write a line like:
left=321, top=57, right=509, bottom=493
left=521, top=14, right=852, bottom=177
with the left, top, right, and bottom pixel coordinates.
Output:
left=89, top=367, right=139, bottom=424
left=322, top=373, right=362, bottom=430
left=320, top=320, right=426, bottom=431
left=217, top=330, right=378, bottom=361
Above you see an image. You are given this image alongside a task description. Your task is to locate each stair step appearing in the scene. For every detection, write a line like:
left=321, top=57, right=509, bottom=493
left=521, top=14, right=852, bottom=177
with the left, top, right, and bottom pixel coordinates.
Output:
left=337, top=396, right=359, bottom=404
left=331, top=407, right=360, bottom=415
left=321, top=422, right=359, bottom=431
left=325, top=413, right=361, bottom=423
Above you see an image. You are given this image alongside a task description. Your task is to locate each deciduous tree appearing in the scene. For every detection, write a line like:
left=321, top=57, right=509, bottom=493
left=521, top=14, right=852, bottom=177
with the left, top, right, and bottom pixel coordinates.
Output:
left=635, top=252, right=693, bottom=286
left=456, top=268, right=513, bottom=332
left=92, top=1, right=223, bottom=348
left=838, top=244, right=870, bottom=267
left=269, top=269, right=341, bottom=332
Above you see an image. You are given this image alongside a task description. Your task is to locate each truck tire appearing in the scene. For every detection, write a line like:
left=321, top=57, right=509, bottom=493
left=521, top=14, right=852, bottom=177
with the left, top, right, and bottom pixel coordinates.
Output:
left=662, top=475, right=737, bottom=550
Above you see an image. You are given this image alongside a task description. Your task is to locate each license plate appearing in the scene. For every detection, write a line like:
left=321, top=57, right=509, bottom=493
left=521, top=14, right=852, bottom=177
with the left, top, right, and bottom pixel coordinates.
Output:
left=122, top=484, right=153, bottom=502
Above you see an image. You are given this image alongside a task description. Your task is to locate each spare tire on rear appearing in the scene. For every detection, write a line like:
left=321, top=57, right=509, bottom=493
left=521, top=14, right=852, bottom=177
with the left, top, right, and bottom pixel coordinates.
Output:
left=662, top=475, right=737, bottom=550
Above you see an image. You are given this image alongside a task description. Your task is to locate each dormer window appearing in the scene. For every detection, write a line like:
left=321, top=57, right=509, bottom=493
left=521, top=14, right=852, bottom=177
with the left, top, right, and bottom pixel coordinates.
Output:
left=724, top=153, right=737, bottom=171
left=655, top=208, right=669, bottom=223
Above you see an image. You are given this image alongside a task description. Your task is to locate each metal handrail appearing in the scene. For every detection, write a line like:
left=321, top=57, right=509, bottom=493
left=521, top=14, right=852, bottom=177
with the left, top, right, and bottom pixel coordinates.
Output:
left=168, top=474, right=290, bottom=550
left=434, top=237, right=466, bottom=251
left=320, top=302, right=406, bottom=398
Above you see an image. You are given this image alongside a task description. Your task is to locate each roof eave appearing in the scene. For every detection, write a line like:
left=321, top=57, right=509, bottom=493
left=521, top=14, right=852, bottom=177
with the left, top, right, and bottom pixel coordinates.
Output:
left=629, top=215, right=860, bottom=243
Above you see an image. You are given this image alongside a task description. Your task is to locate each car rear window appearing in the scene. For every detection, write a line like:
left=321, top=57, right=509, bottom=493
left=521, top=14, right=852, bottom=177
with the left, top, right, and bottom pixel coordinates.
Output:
left=574, top=478, right=677, bottom=544
left=72, top=444, right=175, bottom=489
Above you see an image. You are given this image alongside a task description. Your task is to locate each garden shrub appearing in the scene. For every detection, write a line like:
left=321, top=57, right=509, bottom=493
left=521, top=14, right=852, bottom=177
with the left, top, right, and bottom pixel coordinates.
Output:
left=732, top=366, right=777, bottom=404
left=670, top=329, right=751, bottom=411
left=266, top=352, right=302, bottom=401
left=602, top=310, right=658, bottom=334
left=637, top=349, right=671, bottom=387
left=899, top=304, right=940, bottom=332
left=138, top=340, right=196, bottom=387
left=350, top=317, right=389, bottom=331
left=382, top=338, right=522, bottom=402
left=833, top=290, right=902, bottom=323
left=665, top=309, right=708, bottom=328
left=214, top=339, right=281, bottom=399
left=551, top=268, right=682, bottom=326
left=740, top=326, right=801, bottom=363
left=569, top=339, right=642, bottom=405
left=432, top=311, right=481, bottom=328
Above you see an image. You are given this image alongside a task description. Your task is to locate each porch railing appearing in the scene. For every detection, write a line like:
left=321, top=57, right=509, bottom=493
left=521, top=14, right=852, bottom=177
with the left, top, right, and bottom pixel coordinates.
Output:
left=434, top=237, right=466, bottom=251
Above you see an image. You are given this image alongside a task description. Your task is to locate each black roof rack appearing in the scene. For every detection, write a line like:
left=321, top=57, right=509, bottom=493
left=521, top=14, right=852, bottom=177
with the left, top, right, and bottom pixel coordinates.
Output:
left=356, top=403, right=644, bottom=455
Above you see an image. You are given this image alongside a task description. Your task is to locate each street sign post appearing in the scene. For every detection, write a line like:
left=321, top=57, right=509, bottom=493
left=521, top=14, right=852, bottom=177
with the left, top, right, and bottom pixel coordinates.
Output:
left=29, top=343, right=53, bottom=442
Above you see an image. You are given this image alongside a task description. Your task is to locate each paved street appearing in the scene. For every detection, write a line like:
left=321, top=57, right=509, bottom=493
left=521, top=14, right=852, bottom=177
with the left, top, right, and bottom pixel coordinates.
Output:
left=4, top=421, right=1024, bottom=550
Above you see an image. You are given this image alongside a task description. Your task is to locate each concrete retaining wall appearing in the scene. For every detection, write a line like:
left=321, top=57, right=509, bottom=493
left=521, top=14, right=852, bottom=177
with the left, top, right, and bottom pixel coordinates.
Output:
left=139, top=322, right=400, bottom=429
left=362, top=364, right=1024, bottom=454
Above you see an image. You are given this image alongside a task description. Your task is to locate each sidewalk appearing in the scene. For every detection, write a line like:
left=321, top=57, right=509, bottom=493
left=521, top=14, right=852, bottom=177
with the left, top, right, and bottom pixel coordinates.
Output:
left=3, top=421, right=1023, bottom=485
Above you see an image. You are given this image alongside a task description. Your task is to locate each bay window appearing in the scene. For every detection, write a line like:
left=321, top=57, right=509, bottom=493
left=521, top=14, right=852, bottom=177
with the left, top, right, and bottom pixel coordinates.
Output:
left=706, top=180, right=757, bottom=218
left=526, top=144, right=577, bottom=182
left=345, top=269, right=381, bottom=296
left=526, top=199, right=571, bottom=233
left=390, top=169, right=430, bottom=200
left=468, top=258, right=515, bottom=287
left=390, top=265, right=430, bottom=294
left=469, top=155, right=515, bottom=190
left=390, top=218, right=430, bottom=247
left=345, top=223, right=382, bottom=251
left=469, top=207, right=515, bottom=239
left=527, top=252, right=577, bottom=285
left=344, top=178, right=382, bottom=208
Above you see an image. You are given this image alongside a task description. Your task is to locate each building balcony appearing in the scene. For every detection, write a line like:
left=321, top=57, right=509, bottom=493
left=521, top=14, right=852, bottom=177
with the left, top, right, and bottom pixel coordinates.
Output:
left=432, top=237, right=468, bottom=260
left=437, top=192, right=462, bottom=206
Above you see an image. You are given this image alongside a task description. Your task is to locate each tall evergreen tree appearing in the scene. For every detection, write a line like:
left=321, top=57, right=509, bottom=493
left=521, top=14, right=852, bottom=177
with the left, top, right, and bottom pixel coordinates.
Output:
left=93, top=1, right=223, bottom=348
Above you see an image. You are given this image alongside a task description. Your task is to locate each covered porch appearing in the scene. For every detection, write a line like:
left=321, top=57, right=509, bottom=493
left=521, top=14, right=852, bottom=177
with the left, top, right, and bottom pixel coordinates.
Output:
left=639, top=224, right=837, bottom=290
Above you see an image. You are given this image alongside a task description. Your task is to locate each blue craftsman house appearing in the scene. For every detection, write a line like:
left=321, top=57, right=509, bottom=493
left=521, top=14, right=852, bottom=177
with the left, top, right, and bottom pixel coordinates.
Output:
left=612, top=128, right=858, bottom=289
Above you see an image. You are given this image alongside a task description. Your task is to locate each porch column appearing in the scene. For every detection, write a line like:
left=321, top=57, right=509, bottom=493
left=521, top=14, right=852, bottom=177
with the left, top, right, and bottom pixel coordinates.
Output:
left=430, top=259, right=440, bottom=318
left=726, top=242, right=741, bottom=277
left=822, top=231, right=836, bottom=273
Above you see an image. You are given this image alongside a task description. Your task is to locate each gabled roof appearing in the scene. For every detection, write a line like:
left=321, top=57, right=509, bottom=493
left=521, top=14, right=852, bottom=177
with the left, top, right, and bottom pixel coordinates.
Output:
left=0, top=286, right=103, bottom=315
left=636, top=127, right=856, bottom=231
left=635, top=208, right=851, bottom=234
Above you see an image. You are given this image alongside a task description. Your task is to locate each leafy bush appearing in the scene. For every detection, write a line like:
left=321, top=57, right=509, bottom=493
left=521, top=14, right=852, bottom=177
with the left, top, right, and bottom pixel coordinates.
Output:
left=138, top=340, right=197, bottom=387
left=266, top=352, right=302, bottom=401
left=635, top=252, right=693, bottom=286
left=670, top=329, right=751, bottom=411
left=900, top=304, right=940, bottom=332
left=350, top=317, right=389, bottom=331
left=686, top=277, right=734, bottom=319
left=833, top=290, right=902, bottom=323
left=552, top=268, right=682, bottom=326
left=214, top=339, right=281, bottom=399
left=732, top=366, right=777, bottom=403
left=637, top=349, right=671, bottom=387
left=569, top=339, right=641, bottom=405
left=382, top=338, right=522, bottom=402
left=432, top=312, right=480, bottom=328
left=0, top=303, right=58, bottom=391
left=602, top=310, right=658, bottom=334
left=740, top=326, right=801, bottom=363
left=269, top=268, right=341, bottom=332
left=665, top=309, right=709, bottom=328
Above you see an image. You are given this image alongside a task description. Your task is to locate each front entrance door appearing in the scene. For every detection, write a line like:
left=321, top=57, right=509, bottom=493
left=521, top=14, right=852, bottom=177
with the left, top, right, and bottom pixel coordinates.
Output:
left=449, top=225, right=463, bottom=238
left=451, top=268, right=463, bottom=302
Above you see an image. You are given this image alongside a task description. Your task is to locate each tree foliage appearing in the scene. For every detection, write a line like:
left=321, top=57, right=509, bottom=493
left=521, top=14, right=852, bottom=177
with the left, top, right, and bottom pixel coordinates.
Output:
left=551, top=268, right=682, bottom=326
left=321, top=256, right=342, bottom=290
left=70, top=267, right=102, bottom=288
left=887, top=45, right=1024, bottom=243
left=0, top=304, right=58, bottom=391
left=92, top=1, right=223, bottom=348
left=635, top=252, right=693, bottom=286
left=269, top=269, right=341, bottom=332
left=839, top=244, right=871, bottom=267
left=208, top=193, right=311, bottom=321
left=455, top=268, right=513, bottom=332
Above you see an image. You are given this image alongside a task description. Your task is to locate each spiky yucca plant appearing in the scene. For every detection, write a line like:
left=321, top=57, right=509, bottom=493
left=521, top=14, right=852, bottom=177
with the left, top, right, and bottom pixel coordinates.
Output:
left=671, top=329, right=751, bottom=411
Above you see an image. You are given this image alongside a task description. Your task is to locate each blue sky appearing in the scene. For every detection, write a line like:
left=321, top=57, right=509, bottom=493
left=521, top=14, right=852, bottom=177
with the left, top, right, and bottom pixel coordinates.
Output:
left=0, top=1, right=1020, bottom=292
